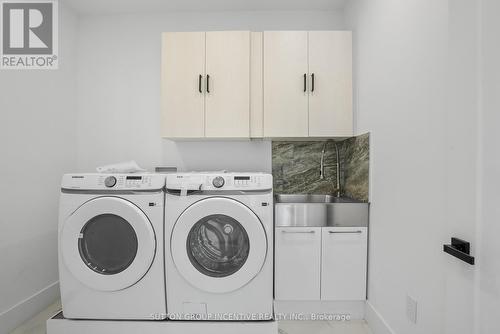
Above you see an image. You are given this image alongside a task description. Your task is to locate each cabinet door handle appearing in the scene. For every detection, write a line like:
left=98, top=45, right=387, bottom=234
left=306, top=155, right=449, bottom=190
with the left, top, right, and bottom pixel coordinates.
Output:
left=311, top=73, right=315, bottom=92
left=281, top=230, right=316, bottom=234
left=328, top=230, right=363, bottom=234
left=206, top=74, right=210, bottom=93
left=303, top=73, right=307, bottom=92
left=198, top=75, right=202, bottom=93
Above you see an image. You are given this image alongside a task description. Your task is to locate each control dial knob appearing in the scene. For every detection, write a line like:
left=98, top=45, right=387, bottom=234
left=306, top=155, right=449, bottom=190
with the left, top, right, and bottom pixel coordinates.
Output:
left=212, top=176, right=225, bottom=188
left=104, top=176, right=117, bottom=188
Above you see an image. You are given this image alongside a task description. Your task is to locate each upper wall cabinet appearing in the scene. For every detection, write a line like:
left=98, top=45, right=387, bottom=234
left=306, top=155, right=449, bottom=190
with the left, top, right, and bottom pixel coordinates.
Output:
left=161, top=30, right=352, bottom=139
left=161, top=31, right=251, bottom=139
left=263, top=31, right=353, bottom=138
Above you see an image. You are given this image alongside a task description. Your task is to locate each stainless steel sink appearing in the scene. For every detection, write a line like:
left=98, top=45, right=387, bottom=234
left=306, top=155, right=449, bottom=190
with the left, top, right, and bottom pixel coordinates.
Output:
left=274, top=194, right=369, bottom=227
left=275, top=194, right=363, bottom=204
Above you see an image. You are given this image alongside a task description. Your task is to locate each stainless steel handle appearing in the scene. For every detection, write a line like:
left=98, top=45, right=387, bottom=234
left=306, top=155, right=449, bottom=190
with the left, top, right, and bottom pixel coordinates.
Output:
left=281, top=230, right=316, bottom=234
left=328, top=230, right=363, bottom=234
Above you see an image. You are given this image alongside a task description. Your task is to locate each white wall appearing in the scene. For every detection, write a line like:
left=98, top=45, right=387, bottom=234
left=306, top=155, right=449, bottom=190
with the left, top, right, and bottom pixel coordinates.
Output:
left=75, top=10, right=345, bottom=172
left=478, top=0, right=500, bottom=332
left=0, top=5, right=78, bottom=334
left=443, top=1, right=478, bottom=333
left=345, top=0, right=479, bottom=333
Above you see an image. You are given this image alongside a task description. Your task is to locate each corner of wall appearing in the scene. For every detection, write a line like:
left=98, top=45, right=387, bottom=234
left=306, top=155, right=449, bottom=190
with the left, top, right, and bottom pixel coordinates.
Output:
left=365, top=301, right=397, bottom=334
left=0, top=282, right=59, bottom=334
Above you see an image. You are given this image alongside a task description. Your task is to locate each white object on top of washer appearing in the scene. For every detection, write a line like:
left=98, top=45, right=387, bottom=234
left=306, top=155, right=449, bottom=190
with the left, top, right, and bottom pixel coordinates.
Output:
left=96, top=160, right=146, bottom=173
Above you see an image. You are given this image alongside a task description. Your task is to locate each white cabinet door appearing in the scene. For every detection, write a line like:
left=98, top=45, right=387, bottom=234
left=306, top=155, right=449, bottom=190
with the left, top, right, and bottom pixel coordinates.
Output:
left=161, top=32, right=205, bottom=138
left=275, top=227, right=321, bottom=300
left=321, top=227, right=367, bottom=301
left=308, top=31, right=353, bottom=137
left=250, top=32, right=264, bottom=138
left=205, top=31, right=250, bottom=138
left=263, top=31, right=309, bottom=137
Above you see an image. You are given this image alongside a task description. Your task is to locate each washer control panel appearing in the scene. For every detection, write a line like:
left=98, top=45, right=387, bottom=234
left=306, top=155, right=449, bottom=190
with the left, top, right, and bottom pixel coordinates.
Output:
left=61, top=173, right=165, bottom=191
left=166, top=173, right=273, bottom=191
left=98, top=175, right=155, bottom=189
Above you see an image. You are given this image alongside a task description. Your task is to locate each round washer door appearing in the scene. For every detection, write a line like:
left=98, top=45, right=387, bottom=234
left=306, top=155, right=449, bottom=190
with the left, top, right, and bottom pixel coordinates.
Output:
left=171, top=197, right=267, bottom=293
left=61, top=197, right=156, bottom=291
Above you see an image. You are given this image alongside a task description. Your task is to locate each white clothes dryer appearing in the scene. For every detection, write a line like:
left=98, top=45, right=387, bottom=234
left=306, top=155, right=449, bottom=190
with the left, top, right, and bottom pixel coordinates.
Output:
left=58, top=173, right=166, bottom=320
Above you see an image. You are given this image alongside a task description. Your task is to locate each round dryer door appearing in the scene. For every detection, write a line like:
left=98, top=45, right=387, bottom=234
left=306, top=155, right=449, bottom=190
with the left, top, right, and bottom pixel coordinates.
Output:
left=61, top=197, right=156, bottom=291
left=170, top=197, right=267, bottom=293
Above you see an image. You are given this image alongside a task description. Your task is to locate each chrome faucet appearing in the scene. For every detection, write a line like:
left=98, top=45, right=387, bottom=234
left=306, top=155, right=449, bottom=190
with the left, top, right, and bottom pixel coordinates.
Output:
left=319, top=141, right=328, bottom=180
left=319, top=140, right=342, bottom=197
left=334, top=142, right=341, bottom=197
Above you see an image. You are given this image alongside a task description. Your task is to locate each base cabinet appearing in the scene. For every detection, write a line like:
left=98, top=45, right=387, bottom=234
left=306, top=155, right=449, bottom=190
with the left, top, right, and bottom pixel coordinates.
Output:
left=275, top=227, right=321, bottom=300
left=275, top=226, right=367, bottom=301
left=321, top=227, right=367, bottom=301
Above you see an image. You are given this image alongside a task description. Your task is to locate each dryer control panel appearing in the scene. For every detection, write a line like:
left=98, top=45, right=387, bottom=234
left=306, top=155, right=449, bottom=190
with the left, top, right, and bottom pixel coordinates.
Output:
left=166, top=173, right=273, bottom=192
left=61, top=173, right=165, bottom=191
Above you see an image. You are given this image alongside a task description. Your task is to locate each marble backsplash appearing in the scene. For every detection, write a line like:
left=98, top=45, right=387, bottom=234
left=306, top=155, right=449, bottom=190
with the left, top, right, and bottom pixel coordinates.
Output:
left=272, top=133, right=369, bottom=202
left=342, top=134, right=369, bottom=201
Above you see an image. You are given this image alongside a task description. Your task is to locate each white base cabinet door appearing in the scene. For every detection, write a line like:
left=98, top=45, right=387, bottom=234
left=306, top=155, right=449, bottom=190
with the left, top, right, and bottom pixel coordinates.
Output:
left=275, top=227, right=321, bottom=300
left=321, top=227, right=368, bottom=301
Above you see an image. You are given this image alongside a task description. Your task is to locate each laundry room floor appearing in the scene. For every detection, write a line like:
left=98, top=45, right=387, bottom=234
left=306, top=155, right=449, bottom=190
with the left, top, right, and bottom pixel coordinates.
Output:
left=9, top=301, right=372, bottom=334
left=279, top=320, right=372, bottom=334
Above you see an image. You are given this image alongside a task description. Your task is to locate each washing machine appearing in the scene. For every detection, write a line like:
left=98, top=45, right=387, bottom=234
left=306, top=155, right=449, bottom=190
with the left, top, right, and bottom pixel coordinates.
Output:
left=165, top=172, right=273, bottom=321
left=58, top=173, right=166, bottom=320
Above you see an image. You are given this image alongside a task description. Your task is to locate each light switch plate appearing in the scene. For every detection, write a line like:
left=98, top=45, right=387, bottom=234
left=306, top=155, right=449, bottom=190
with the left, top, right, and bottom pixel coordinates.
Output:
left=406, top=295, right=418, bottom=324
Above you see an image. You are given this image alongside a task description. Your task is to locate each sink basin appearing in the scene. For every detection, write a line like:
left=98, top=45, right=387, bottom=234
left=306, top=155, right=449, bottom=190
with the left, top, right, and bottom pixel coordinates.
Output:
left=275, top=194, right=363, bottom=204
left=274, top=194, right=369, bottom=227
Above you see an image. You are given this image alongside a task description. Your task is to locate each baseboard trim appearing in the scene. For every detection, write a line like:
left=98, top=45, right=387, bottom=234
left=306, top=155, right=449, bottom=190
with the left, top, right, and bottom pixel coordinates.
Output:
left=48, top=315, right=278, bottom=334
left=365, top=301, right=396, bottom=334
left=0, top=281, right=60, bottom=334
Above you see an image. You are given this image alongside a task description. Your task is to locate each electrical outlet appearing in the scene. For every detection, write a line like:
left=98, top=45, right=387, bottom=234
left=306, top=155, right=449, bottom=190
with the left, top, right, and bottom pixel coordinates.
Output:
left=406, top=295, right=418, bottom=324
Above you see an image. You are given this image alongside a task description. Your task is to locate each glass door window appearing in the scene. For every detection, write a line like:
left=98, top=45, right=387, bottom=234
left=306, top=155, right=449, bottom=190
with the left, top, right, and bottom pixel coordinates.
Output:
left=78, top=214, right=138, bottom=275
left=187, top=214, right=249, bottom=278
left=170, top=197, right=268, bottom=293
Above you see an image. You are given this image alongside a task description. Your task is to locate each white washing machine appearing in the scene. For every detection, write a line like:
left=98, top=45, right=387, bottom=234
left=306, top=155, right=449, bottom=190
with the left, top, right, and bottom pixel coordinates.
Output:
left=58, top=173, right=166, bottom=320
left=165, top=172, right=274, bottom=321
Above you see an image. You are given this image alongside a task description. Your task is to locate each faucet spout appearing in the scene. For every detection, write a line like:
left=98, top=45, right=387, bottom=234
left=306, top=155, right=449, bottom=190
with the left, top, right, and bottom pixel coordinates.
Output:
left=319, top=140, right=342, bottom=196
left=319, top=141, right=327, bottom=180
left=334, top=142, right=341, bottom=197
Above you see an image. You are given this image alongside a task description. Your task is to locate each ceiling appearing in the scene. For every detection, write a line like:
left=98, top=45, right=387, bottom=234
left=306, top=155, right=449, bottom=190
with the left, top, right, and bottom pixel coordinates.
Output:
left=62, top=0, right=349, bottom=14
